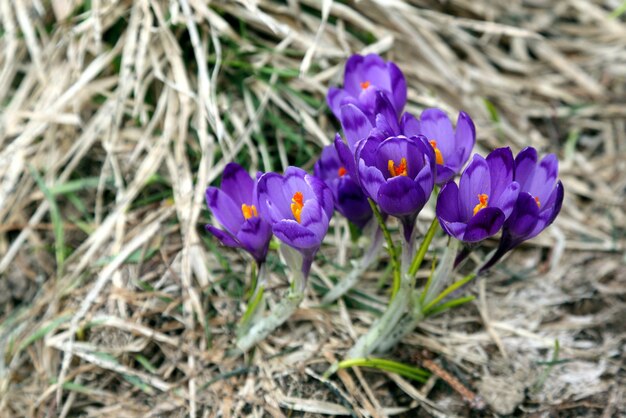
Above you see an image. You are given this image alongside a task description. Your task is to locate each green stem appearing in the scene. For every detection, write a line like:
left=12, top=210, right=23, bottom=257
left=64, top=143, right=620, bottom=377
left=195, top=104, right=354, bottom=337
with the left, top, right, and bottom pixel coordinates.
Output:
left=368, top=199, right=401, bottom=299
left=422, top=272, right=477, bottom=314
left=347, top=287, right=410, bottom=359
left=424, top=295, right=475, bottom=317
left=246, top=263, right=258, bottom=299
left=238, top=285, right=265, bottom=332
left=236, top=290, right=304, bottom=352
left=408, top=218, right=439, bottom=279
left=332, top=357, right=429, bottom=382
left=419, top=255, right=438, bottom=305
left=420, top=238, right=460, bottom=307
left=376, top=295, right=424, bottom=353
left=238, top=263, right=267, bottom=337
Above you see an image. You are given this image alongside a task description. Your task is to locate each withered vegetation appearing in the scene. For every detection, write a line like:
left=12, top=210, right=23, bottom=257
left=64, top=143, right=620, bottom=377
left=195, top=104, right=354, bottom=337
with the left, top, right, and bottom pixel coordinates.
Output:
left=0, top=1, right=624, bottom=416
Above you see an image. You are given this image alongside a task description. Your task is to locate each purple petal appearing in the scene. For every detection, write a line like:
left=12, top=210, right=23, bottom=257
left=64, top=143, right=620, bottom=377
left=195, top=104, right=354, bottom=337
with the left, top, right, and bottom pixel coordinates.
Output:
left=355, top=133, right=383, bottom=168
left=528, top=181, right=564, bottom=239
left=237, top=217, right=272, bottom=262
left=221, top=162, right=255, bottom=206
left=327, top=87, right=350, bottom=120
left=335, top=178, right=372, bottom=228
left=435, top=165, right=456, bottom=185
left=340, top=104, right=373, bottom=151
left=284, top=167, right=311, bottom=200
left=358, top=162, right=385, bottom=199
left=486, top=147, right=515, bottom=201
left=400, top=112, right=421, bottom=137
left=420, top=108, right=455, bottom=159
left=273, top=220, right=321, bottom=251
left=458, top=155, right=490, bottom=219
left=306, top=174, right=334, bottom=219
left=257, top=172, right=292, bottom=222
left=463, top=207, right=505, bottom=242
left=299, top=201, right=329, bottom=241
left=373, top=91, right=400, bottom=135
left=514, top=147, right=538, bottom=191
left=375, top=136, right=413, bottom=177
left=413, top=135, right=437, bottom=184
left=546, top=180, right=564, bottom=225
left=357, top=85, right=380, bottom=117
left=414, top=157, right=435, bottom=199
left=440, top=221, right=467, bottom=241
left=436, top=181, right=462, bottom=222
left=454, top=111, right=476, bottom=168
left=344, top=54, right=366, bottom=95
left=491, top=181, right=520, bottom=219
left=527, top=154, right=559, bottom=204
left=362, top=54, right=390, bottom=91
left=334, top=134, right=358, bottom=181
left=314, top=145, right=341, bottom=182
left=206, top=187, right=244, bottom=235
left=377, top=176, right=425, bottom=217
left=205, top=225, right=240, bottom=247
left=388, top=61, right=407, bottom=114
left=506, top=192, right=540, bottom=239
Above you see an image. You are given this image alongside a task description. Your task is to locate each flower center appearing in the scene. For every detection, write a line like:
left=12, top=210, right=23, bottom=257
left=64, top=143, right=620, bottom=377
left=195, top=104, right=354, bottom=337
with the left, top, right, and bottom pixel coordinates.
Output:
left=429, top=140, right=444, bottom=165
left=473, top=194, right=489, bottom=215
left=291, top=191, right=304, bottom=223
left=534, top=196, right=541, bottom=208
left=338, top=166, right=347, bottom=177
left=388, top=158, right=408, bottom=177
left=241, top=204, right=258, bottom=220
left=360, top=81, right=371, bottom=90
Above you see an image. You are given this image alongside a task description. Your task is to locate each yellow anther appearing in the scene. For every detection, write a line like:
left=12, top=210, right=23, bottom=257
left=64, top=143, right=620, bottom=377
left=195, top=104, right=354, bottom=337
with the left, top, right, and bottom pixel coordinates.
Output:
left=291, top=192, right=304, bottom=223
left=388, top=158, right=408, bottom=177
left=360, top=81, right=371, bottom=90
left=429, top=140, right=444, bottom=165
left=473, top=194, right=489, bottom=215
left=241, top=204, right=258, bottom=220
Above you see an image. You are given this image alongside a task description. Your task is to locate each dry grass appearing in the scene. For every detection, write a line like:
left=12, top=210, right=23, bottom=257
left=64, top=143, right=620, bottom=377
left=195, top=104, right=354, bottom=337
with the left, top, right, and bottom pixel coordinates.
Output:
left=1, top=0, right=625, bottom=416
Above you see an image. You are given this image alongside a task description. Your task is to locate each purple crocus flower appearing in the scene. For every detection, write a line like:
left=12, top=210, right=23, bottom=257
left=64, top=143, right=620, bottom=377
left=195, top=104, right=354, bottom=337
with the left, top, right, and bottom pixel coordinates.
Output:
left=257, top=167, right=334, bottom=277
left=314, top=145, right=372, bottom=229
left=334, top=92, right=420, bottom=182
left=481, top=147, right=564, bottom=270
left=355, top=134, right=436, bottom=240
left=436, top=148, right=520, bottom=243
left=327, top=54, right=407, bottom=121
left=417, top=108, right=476, bottom=184
left=205, top=163, right=273, bottom=264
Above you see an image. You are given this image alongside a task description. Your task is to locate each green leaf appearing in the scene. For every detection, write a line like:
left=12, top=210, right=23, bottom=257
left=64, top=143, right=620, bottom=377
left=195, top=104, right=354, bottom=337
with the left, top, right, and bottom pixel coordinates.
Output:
left=334, top=357, right=430, bottom=383
left=16, top=314, right=72, bottom=354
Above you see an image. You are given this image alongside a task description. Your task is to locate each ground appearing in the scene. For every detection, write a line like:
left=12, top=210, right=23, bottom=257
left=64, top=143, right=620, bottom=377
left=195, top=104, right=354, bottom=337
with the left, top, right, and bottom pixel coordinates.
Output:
left=0, top=1, right=625, bottom=417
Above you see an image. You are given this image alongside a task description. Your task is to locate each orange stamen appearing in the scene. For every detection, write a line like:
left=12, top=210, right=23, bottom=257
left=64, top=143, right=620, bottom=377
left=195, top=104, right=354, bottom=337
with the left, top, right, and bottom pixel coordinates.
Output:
left=291, top=191, right=304, bottom=223
left=429, top=140, right=444, bottom=165
left=473, top=194, right=489, bottom=215
left=241, top=204, right=258, bottom=220
left=338, top=166, right=347, bottom=177
left=534, top=196, right=541, bottom=208
left=388, top=158, right=408, bottom=177
left=360, top=81, right=371, bottom=90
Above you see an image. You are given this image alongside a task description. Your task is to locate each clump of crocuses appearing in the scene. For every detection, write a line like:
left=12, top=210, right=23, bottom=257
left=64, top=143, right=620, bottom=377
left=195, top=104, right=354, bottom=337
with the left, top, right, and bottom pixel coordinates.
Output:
left=204, top=53, right=564, bottom=360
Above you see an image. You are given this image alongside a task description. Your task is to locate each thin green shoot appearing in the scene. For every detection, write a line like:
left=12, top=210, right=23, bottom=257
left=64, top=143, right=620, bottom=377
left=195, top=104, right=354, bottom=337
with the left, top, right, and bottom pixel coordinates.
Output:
left=422, top=273, right=477, bottom=314
left=368, top=199, right=401, bottom=299
left=331, top=357, right=430, bottom=383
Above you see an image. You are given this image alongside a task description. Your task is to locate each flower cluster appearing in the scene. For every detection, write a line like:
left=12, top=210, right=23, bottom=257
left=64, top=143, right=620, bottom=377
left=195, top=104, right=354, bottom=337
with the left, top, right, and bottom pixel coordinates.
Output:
left=323, top=53, right=563, bottom=251
left=206, top=164, right=332, bottom=278
left=204, top=52, right=564, bottom=353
